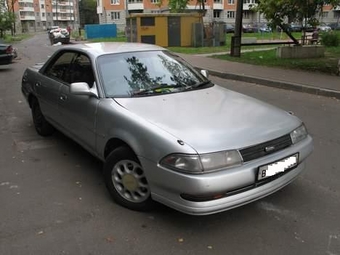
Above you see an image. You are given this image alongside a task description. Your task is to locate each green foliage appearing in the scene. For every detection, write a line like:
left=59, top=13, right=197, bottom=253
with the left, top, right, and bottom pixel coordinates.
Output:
left=254, top=0, right=340, bottom=44
left=161, top=0, right=206, bottom=13
left=211, top=48, right=340, bottom=75
left=0, top=11, right=15, bottom=37
left=79, top=0, right=99, bottom=26
left=256, top=0, right=340, bottom=27
left=320, top=32, right=340, bottom=47
left=1, top=0, right=15, bottom=32
left=168, top=0, right=189, bottom=13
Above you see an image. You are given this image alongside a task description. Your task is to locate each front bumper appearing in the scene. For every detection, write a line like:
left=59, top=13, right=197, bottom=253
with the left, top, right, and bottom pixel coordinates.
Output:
left=140, top=135, right=313, bottom=215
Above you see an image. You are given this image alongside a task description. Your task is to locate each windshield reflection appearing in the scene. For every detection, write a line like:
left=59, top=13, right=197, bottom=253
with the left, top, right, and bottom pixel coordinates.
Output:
left=97, top=51, right=209, bottom=97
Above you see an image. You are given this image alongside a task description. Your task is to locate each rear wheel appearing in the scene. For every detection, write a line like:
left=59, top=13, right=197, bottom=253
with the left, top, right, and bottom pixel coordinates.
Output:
left=103, top=146, right=154, bottom=211
left=31, top=98, right=54, bottom=136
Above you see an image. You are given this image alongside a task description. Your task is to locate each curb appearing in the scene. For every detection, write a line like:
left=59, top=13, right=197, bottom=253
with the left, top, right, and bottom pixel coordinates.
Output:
left=204, top=69, right=340, bottom=100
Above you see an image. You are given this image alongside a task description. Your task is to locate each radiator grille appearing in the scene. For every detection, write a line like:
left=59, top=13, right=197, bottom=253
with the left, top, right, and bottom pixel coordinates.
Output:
left=239, top=134, right=292, bottom=162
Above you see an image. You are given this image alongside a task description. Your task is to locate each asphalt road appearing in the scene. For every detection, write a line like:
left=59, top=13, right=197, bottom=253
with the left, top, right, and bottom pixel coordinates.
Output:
left=1, top=33, right=339, bottom=255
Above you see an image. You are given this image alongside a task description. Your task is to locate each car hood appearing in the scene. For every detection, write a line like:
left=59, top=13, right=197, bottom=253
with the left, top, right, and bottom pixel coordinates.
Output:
left=115, top=85, right=301, bottom=153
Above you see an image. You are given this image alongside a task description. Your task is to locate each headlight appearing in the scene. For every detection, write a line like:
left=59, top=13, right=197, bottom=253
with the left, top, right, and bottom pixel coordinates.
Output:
left=200, top=151, right=242, bottom=171
left=160, top=154, right=203, bottom=173
left=290, top=124, right=308, bottom=144
left=160, top=150, right=242, bottom=174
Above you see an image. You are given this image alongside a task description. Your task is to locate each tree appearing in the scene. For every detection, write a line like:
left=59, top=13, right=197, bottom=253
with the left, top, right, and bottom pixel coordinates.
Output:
left=168, top=0, right=188, bottom=13
left=79, top=0, right=98, bottom=27
left=159, top=0, right=205, bottom=13
left=0, top=0, right=15, bottom=38
left=255, top=0, right=340, bottom=45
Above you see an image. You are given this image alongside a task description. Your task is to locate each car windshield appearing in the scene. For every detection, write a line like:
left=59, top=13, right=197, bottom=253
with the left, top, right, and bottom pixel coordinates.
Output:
left=97, top=50, right=211, bottom=98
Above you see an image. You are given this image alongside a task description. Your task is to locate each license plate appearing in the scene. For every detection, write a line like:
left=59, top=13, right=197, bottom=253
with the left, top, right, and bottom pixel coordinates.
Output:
left=257, top=154, right=299, bottom=181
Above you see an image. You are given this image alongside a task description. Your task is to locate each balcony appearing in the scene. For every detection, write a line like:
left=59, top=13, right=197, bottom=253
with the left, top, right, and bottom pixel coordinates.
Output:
left=53, top=16, right=74, bottom=21
left=20, top=15, right=35, bottom=20
left=18, top=0, right=33, bottom=3
left=128, top=3, right=144, bottom=10
left=243, top=3, right=257, bottom=10
left=19, top=6, right=34, bottom=11
left=213, top=3, right=223, bottom=9
left=57, top=1, right=73, bottom=6
left=59, top=9, right=73, bottom=13
left=97, top=6, right=103, bottom=14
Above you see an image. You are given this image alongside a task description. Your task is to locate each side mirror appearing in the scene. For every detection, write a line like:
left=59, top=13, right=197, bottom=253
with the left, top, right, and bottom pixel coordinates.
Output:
left=70, top=82, right=98, bottom=98
left=200, top=70, right=209, bottom=78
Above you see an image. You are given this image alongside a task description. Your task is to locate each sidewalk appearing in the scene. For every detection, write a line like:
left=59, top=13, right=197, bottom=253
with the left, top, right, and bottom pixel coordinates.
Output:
left=179, top=53, right=340, bottom=99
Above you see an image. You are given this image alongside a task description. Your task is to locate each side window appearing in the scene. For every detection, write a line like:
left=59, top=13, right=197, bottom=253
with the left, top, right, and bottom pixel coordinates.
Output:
left=44, top=52, right=76, bottom=83
left=69, top=54, right=95, bottom=87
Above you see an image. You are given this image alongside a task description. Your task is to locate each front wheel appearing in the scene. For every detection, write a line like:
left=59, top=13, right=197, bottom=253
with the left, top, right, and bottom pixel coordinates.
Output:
left=103, top=146, right=154, bottom=211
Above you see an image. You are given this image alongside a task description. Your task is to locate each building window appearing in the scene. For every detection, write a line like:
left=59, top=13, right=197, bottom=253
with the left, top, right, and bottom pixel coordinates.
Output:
left=41, top=4, right=44, bottom=8
left=334, top=12, right=340, bottom=19
left=151, top=0, right=160, bottom=3
left=42, top=13, right=45, bottom=17
left=243, top=10, right=250, bottom=19
left=322, top=12, right=328, bottom=18
left=111, top=12, right=120, bottom=20
left=226, top=11, right=235, bottom=18
left=128, top=0, right=143, bottom=2
left=213, top=10, right=221, bottom=18
left=214, top=0, right=222, bottom=3
left=228, top=0, right=235, bottom=4
left=141, top=17, right=155, bottom=26
left=111, top=0, right=120, bottom=5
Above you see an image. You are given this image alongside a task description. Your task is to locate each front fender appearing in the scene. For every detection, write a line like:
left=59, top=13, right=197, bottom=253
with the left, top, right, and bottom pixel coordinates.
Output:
left=95, top=99, right=197, bottom=162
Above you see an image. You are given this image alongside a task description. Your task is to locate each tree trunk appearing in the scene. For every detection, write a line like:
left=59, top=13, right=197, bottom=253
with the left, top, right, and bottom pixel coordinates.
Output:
left=278, top=24, right=300, bottom=46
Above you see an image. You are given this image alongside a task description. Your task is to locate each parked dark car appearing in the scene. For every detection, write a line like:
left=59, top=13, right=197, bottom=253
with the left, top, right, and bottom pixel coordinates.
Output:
left=225, top=24, right=235, bottom=33
left=302, top=25, right=314, bottom=32
left=259, top=24, right=272, bottom=33
left=328, top=23, right=340, bottom=30
left=242, top=24, right=258, bottom=33
left=289, top=24, right=303, bottom=32
left=0, top=44, right=16, bottom=65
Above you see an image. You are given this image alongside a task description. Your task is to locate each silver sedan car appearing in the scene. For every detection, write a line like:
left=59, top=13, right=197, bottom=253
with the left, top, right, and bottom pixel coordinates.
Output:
left=21, top=42, right=313, bottom=215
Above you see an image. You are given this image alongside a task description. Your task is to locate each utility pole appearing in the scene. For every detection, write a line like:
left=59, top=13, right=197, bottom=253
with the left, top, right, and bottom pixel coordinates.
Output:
left=56, top=0, right=58, bottom=26
left=230, top=0, right=243, bottom=57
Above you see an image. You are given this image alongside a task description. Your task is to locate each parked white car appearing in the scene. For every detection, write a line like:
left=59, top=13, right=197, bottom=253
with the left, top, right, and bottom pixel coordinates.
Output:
left=317, top=24, right=332, bottom=32
left=48, top=27, right=70, bottom=45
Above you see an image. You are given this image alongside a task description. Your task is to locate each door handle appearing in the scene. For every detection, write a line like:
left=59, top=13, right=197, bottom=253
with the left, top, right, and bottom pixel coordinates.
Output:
left=60, top=95, right=67, bottom=101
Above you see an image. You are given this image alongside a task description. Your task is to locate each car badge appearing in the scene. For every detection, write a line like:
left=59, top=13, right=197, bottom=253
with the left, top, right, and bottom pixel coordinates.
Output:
left=265, top=146, right=275, bottom=152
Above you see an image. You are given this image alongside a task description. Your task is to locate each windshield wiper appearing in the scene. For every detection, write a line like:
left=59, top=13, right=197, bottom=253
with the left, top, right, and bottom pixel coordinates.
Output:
left=132, top=84, right=189, bottom=96
left=193, top=80, right=212, bottom=89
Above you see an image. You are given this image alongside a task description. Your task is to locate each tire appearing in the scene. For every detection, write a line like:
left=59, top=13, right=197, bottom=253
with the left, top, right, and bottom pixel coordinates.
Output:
left=31, top=98, right=55, bottom=136
left=103, top=146, right=154, bottom=211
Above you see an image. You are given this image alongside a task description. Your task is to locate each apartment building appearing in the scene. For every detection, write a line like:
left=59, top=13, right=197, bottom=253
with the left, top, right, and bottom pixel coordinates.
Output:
left=96, top=0, right=263, bottom=31
left=321, top=4, right=340, bottom=24
left=96, top=0, right=340, bottom=32
left=9, top=0, right=79, bottom=33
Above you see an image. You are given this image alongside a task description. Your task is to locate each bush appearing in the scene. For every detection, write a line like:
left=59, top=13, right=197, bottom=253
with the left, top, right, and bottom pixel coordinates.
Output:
left=321, top=32, right=340, bottom=47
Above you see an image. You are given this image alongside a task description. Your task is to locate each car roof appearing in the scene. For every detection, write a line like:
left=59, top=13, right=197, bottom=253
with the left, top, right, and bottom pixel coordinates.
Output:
left=61, top=42, right=167, bottom=58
